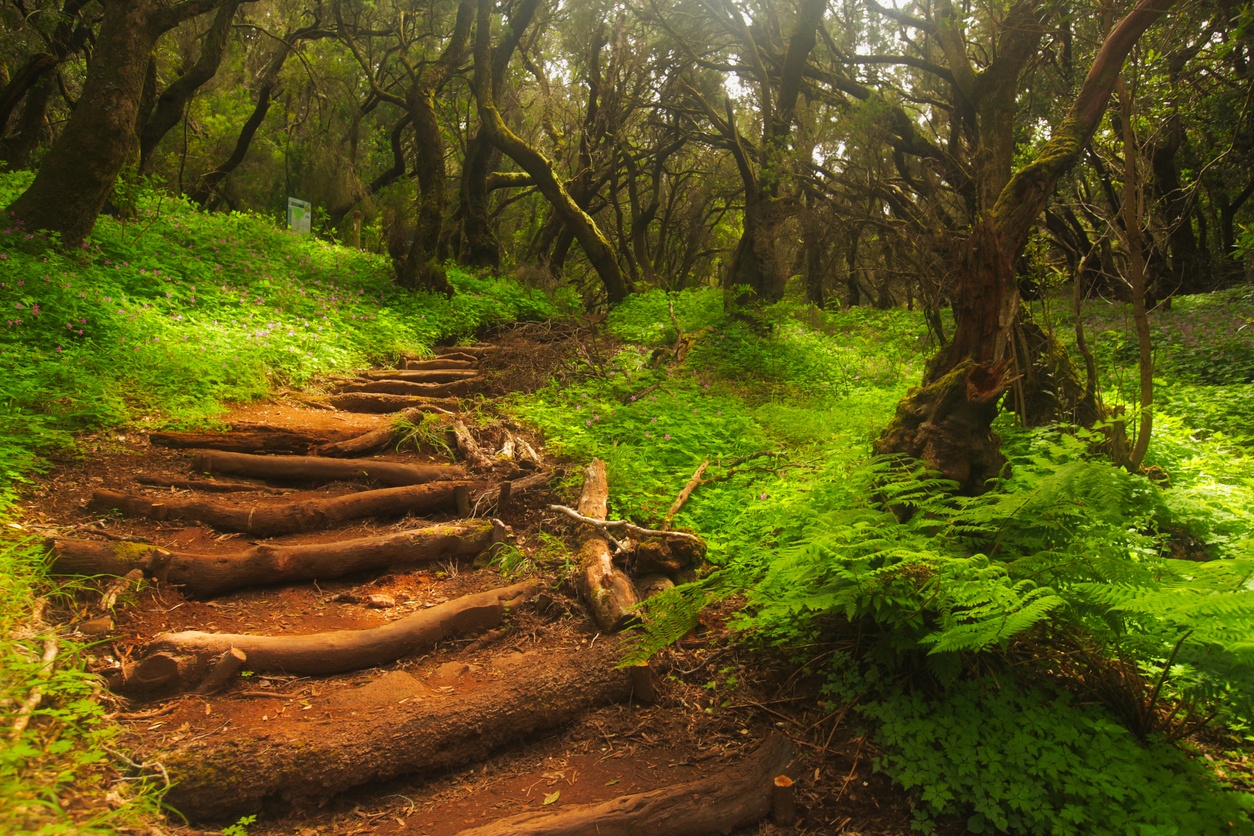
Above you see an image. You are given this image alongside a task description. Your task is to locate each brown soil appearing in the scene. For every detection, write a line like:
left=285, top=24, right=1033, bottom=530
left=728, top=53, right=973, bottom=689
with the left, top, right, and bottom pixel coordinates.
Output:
left=23, top=323, right=919, bottom=835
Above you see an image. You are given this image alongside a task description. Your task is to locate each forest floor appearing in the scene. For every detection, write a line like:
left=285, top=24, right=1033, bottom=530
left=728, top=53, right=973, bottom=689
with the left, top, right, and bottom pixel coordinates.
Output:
left=24, top=323, right=921, bottom=835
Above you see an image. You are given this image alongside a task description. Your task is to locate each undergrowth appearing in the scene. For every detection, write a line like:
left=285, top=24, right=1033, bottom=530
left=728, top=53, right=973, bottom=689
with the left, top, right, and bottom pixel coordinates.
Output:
left=513, top=287, right=1254, bottom=833
left=0, top=170, right=559, bottom=833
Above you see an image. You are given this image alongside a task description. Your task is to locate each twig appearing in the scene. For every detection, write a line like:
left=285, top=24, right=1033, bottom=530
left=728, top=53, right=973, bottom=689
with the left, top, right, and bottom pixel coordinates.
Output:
left=665, top=459, right=709, bottom=528
left=9, top=638, right=59, bottom=740
left=548, top=505, right=704, bottom=544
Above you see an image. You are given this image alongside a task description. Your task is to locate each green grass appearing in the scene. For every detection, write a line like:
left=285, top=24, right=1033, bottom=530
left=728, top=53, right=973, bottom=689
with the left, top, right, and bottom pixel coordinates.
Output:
left=0, top=170, right=561, bottom=833
left=510, top=287, right=1254, bottom=833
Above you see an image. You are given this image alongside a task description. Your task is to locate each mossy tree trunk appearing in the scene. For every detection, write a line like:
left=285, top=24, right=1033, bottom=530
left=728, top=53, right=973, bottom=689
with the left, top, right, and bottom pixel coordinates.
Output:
left=875, top=0, right=1178, bottom=492
left=3, top=0, right=244, bottom=246
left=472, top=0, right=629, bottom=304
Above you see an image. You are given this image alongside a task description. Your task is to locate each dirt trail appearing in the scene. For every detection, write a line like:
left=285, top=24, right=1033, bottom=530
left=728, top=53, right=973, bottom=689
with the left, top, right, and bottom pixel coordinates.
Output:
left=27, top=325, right=914, bottom=835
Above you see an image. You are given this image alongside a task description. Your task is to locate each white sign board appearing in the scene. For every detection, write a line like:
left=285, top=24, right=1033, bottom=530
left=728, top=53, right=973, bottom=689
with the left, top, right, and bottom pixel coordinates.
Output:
left=287, top=197, right=312, bottom=234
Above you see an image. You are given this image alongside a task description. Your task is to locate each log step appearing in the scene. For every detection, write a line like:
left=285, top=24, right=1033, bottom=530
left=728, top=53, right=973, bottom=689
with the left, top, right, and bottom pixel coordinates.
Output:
left=359, top=368, right=481, bottom=383
left=336, top=378, right=482, bottom=398
left=158, top=640, right=633, bottom=821
left=149, top=428, right=355, bottom=455
left=49, top=519, right=502, bottom=597
left=404, top=357, right=477, bottom=371
left=119, top=580, right=539, bottom=696
left=315, top=408, right=455, bottom=458
left=328, top=393, right=461, bottom=414
left=453, top=734, right=798, bottom=835
left=87, top=480, right=486, bottom=537
left=191, top=449, right=463, bottom=487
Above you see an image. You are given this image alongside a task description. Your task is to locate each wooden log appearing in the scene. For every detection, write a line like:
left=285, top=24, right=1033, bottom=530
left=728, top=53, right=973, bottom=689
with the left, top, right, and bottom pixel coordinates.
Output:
left=158, top=641, right=633, bottom=820
left=337, top=378, right=482, bottom=398
left=451, top=419, right=496, bottom=470
left=405, top=357, right=477, bottom=371
left=191, top=450, right=462, bottom=487
left=149, top=428, right=353, bottom=455
left=49, top=520, right=502, bottom=597
left=136, top=475, right=283, bottom=494
left=328, top=393, right=461, bottom=414
left=313, top=409, right=456, bottom=457
left=196, top=647, right=247, bottom=695
left=575, top=459, right=639, bottom=633
left=87, top=481, right=485, bottom=537
left=435, top=344, right=493, bottom=357
left=120, top=581, right=539, bottom=695
left=453, top=734, right=797, bottom=836
left=359, top=368, right=480, bottom=383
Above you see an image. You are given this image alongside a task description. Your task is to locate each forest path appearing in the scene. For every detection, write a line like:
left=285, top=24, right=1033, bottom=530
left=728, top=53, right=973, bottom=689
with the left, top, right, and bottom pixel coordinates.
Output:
left=27, top=324, right=907, bottom=835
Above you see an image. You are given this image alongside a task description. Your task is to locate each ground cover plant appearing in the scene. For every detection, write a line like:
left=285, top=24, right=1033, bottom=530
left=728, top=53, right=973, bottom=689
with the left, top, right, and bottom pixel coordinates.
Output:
left=510, top=287, right=1254, bottom=833
left=0, top=171, right=559, bottom=833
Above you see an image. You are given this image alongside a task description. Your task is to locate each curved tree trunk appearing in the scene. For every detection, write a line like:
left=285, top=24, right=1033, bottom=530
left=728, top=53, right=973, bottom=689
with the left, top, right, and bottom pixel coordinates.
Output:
left=455, top=0, right=540, bottom=268
left=138, top=0, right=243, bottom=172
left=472, top=0, right=628, bottom=304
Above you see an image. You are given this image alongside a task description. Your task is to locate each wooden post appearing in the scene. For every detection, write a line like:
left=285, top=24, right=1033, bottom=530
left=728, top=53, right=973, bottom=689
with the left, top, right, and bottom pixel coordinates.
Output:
left=772, top=774, right=796, bottom=826
left=629, top=662, right=656, bottom=705
left=196, top=647, right=247, bottom=695
left=497, top=481, right=513, bottom=517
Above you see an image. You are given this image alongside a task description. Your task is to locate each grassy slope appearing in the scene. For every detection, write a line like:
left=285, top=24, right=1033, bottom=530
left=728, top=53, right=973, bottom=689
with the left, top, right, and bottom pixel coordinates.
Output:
left=0, top=172, right=560, bottom=833
left=510, top=287, right=1254, bottom=833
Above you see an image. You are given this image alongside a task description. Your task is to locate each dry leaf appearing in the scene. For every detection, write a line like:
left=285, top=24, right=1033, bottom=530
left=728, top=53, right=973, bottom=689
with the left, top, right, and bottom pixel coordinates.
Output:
left=543, top=790, right=560, bottom=806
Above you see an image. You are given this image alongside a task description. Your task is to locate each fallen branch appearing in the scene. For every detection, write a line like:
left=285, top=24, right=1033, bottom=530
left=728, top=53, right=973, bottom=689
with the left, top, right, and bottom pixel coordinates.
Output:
left=87, top=480, right=485, bottom=537
left=191, top=450, right=463, bottom=487
left=158, top=640, right=632, bottom=820
left=454, top=734, right=798, bottom=835
left=9, top=637, right=58, bottom=741
left=451, top=419, right=496, bottom=470
left=435, top=344, right=494, bottom=357
left=50, top=520, right=502, bottom=597
left=119, top=581, right=539, bottom=696
left=549, top=505, right=704, bottom=546
left=664, top=459, right=709, bottom=528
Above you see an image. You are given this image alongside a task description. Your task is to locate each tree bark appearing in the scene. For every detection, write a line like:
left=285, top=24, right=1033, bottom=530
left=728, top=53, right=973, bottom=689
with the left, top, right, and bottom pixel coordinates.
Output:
left=454, top=734, right=797, bottom=836
left=327, top=393, right=462, bottom=413
left=191, top=450, right=463, bottom=487
left=156, top=641, right=634, bottom=821
left=87, top=480, right=484, bottom=537
left=120, top=581, right=538, bottom=695
left=358, top=368, right=480, bottom=383
left=50, top=519, right=501, bottom=597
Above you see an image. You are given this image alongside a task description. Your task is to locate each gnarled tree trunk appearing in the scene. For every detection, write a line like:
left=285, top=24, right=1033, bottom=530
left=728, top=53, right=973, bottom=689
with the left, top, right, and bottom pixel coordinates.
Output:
left=3, top=0, right=248, bottom=245
left=875, top=0, right=1178, bottom=492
